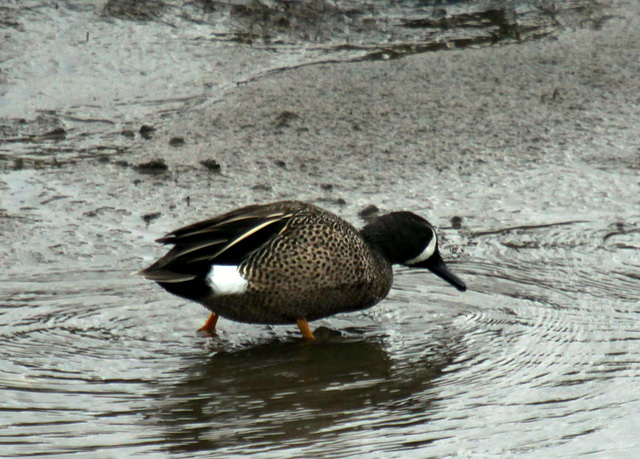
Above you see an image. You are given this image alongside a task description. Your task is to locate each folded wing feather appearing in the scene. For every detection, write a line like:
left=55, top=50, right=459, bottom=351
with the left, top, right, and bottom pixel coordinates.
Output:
left=139, top=209, right=293, bottom=282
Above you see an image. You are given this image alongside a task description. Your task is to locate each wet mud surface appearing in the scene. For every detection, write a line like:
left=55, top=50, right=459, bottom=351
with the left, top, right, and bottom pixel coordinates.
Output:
left=1, top=0, right=640, bottom=456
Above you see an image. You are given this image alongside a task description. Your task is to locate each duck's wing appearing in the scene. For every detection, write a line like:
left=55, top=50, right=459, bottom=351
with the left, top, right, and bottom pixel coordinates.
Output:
left=138, top=204, right=296, bottom=282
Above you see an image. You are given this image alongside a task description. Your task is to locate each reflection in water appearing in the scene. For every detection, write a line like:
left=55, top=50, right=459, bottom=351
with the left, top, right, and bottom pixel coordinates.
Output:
left=153, top=336, right=457, bottom=455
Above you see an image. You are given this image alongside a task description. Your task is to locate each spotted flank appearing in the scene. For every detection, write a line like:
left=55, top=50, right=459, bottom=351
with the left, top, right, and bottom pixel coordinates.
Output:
left=138, top=200, right=466, bottom=340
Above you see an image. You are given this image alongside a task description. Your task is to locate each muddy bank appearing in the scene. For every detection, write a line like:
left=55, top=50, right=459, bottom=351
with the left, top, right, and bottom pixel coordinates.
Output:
left=130, top=0, right=639, bottom=220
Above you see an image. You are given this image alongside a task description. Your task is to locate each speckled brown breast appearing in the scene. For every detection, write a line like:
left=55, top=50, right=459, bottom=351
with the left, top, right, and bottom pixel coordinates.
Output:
left=201, top=205, right=393, bottom=324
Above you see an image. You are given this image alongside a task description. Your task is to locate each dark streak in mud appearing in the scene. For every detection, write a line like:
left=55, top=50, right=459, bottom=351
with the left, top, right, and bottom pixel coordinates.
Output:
left=472, top=220, right=591, bottom=237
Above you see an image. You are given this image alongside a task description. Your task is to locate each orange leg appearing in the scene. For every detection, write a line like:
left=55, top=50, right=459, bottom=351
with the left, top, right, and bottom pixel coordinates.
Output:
left=296, top=318, right=315, bottom=341
left=198, top=312, right=219, bottom=333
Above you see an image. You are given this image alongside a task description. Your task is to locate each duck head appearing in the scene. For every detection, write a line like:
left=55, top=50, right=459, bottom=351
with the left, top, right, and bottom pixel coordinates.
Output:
left=362, top=211, right=467, bottom=292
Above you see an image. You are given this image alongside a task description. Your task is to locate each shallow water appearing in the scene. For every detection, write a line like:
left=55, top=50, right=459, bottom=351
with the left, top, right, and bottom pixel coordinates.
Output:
left=2, top=0, right=640, bottom=457
left=2, top=164, right=639, bottom=456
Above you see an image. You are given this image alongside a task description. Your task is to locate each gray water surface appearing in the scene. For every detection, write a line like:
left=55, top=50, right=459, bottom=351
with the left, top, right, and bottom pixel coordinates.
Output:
left=2, top=0, right=640, bottom=457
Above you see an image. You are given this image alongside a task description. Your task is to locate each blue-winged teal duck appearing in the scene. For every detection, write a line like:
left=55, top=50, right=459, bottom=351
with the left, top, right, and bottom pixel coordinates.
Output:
left=139, top=200, right=466, bottom=340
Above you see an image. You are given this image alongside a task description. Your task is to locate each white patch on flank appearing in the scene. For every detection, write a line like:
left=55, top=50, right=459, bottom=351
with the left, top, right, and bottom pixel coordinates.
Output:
left=405, top=231, right=437, bottom=265
left=206, top=265, right=248, bottom=295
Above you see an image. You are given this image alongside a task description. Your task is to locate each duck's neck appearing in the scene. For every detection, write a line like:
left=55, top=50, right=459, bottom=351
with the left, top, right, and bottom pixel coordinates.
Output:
left=360, top=224, right=398, bottom=264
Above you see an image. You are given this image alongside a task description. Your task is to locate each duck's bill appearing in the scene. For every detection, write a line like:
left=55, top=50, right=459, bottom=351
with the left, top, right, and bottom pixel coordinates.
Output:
left=428, top=259, right=467, bottom=292
left=415, top=252, right=467, bottom=292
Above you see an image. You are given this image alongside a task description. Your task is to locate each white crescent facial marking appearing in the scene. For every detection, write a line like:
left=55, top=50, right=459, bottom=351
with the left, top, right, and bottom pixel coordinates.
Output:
left=206, top=265, right=248, bottom=295
left=405, top=230, right=437, bottom=265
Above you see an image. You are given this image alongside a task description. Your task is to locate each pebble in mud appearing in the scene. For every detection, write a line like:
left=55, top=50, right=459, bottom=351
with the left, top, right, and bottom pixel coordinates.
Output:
left=139, top=125, right=156, bottom=140
left=13, top=158, right=24, bottom=170
left=142, top=212, right=162, bottom=225
left=252, top=183, right=272, bottom=191
left=359, top=204, right=379, bottom=221
left=316, top=197, right=347, bottom=206
left=135, top=158, right=168, bottom=174
left=200, top=159, right=221, bottom=173
left=274, top=111, right=300, bottom=129
left=169, top=137, right=185, bottom=147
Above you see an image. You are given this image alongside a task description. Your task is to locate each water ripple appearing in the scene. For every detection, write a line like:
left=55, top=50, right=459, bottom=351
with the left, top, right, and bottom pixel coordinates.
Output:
left=2, top=188, right=640, bottom=456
